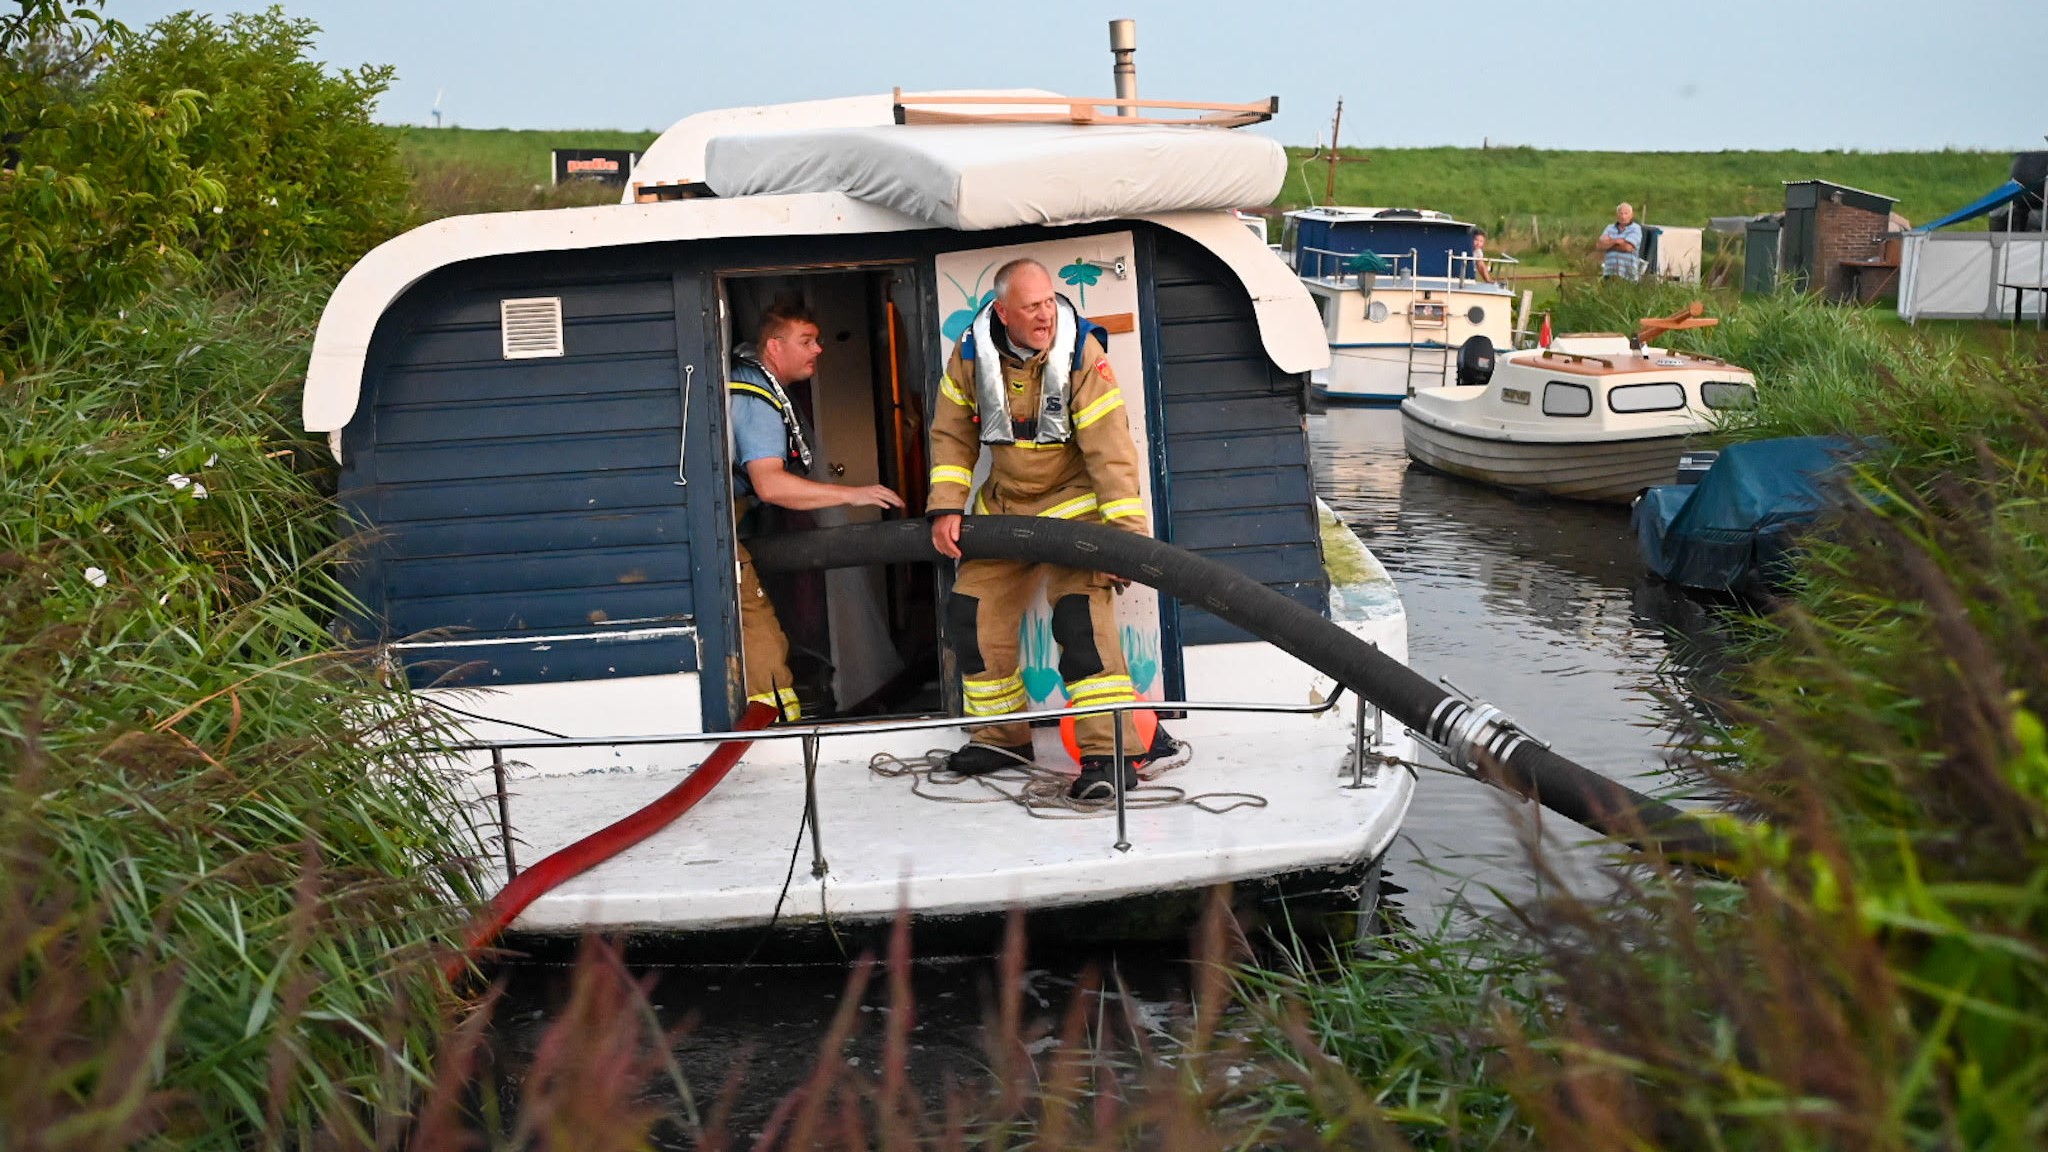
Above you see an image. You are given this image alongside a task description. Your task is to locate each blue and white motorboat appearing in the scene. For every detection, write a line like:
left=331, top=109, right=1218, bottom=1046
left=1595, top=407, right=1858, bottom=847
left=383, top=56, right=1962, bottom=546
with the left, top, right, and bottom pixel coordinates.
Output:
left=1283, top=206, right=1519, bottom=404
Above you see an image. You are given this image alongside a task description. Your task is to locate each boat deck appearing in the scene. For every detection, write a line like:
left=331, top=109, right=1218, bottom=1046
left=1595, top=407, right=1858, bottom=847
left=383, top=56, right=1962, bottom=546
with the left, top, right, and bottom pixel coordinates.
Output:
left=496, top=719, right=1415, bottom=934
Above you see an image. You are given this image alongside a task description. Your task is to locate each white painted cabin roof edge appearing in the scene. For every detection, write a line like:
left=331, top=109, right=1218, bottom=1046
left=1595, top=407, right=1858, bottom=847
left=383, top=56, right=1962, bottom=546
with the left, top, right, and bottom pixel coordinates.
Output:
left=302, top=203, right=1327, bottom=446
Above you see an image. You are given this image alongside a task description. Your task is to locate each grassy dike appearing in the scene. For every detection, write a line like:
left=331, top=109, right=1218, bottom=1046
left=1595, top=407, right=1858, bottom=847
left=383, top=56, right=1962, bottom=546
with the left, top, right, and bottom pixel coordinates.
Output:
left=387, top=126, right=2010, bottom=240
left=1273, top=146, right=2011, bottom=234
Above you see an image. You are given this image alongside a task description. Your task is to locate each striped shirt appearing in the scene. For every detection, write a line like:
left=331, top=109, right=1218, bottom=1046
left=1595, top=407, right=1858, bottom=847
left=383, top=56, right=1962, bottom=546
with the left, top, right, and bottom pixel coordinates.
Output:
left=1602, top=222, right=1644, bottom=279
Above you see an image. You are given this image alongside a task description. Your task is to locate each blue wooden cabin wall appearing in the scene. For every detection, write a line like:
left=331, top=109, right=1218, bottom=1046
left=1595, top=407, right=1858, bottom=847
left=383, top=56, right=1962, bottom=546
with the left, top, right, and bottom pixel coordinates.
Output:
left=1143, top=230, right=1328, bottom=646
left=339, top=224, right=1327, bottom=697
left=340, top=261, right=700, bottom=688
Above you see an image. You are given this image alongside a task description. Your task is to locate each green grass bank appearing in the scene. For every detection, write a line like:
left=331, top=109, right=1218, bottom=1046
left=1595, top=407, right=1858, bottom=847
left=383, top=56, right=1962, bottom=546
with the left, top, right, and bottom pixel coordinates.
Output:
left=385, top=125, right=2011, bottom=234
left=386, top=125, right=660, bottom=182
left=1274, top=145, right=2011, bottom=232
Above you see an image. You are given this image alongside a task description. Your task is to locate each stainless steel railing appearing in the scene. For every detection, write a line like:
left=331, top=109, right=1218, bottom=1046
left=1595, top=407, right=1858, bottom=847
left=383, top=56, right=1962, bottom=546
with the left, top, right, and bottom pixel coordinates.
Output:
left=1294, top=245, right=1520, bottom=289
left=453, top=688, right=1391, bottom=867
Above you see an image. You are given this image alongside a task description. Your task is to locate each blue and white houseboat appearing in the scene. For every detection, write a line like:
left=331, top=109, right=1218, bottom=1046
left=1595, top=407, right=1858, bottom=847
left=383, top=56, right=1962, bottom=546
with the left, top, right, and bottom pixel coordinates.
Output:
left=1284, top=206, right=1518, bottom=404
left=301, top=92, right=1415, bottom=945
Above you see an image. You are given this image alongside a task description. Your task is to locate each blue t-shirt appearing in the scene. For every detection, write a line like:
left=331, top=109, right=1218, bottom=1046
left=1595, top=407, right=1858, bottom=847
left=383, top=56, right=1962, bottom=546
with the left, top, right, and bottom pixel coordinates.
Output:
left=730, top=393, right=789, bottom=498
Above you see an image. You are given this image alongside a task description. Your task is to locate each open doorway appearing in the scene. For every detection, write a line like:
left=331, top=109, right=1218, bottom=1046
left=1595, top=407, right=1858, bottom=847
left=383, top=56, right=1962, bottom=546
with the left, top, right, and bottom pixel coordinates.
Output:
left=719, top=266, right=942, bottom=720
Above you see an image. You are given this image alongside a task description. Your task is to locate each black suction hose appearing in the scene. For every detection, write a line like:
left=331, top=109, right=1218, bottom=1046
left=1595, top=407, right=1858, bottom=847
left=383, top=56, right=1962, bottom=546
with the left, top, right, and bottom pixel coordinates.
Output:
left=747, top=516, right=1724, bottom=860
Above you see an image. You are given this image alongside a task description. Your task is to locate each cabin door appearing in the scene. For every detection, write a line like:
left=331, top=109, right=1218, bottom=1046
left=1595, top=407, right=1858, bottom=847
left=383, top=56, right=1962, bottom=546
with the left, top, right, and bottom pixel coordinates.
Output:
left=709, top=265, right=943, bottom=726
left=930, top=233, right=1170, bottom=716
left=676, top=271, right=747, bottom=730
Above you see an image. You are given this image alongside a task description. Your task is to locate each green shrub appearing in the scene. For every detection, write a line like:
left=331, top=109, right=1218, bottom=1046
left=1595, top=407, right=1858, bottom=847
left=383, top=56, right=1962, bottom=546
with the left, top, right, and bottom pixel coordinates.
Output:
left=98, top=5, right=409, bottom=267
left=0, top=3, right=409, bottom=361
left=0, top=2, right=221, bottom=357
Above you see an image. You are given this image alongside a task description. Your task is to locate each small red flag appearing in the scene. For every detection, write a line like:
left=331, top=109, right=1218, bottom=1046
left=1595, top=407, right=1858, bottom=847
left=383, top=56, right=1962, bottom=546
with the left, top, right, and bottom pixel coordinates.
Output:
left=1538, top=315, right=1552, bottom=348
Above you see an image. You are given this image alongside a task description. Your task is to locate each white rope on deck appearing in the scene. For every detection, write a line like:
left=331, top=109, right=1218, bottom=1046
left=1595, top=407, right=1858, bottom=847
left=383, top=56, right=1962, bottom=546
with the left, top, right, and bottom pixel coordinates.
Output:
left=865, top=738, right=1272, bottom=817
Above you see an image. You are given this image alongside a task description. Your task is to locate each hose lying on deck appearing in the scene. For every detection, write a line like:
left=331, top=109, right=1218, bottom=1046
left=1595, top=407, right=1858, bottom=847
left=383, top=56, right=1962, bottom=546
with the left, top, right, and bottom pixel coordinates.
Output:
left=446, top=701, right=778, bottom=980
left=748, top=517, right=1724, bottom=860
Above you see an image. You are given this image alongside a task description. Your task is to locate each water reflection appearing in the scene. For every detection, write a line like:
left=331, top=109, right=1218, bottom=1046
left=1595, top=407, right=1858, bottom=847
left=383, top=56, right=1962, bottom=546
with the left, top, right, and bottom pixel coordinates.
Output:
left=1311, top=407, right=1713, bottom=917
left=494, top=949, right=1193, bottom=1146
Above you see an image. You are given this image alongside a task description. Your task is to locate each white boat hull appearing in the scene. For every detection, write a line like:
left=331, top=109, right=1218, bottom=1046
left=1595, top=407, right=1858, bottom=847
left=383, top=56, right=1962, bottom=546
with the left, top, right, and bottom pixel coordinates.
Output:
left=442, top=516, right=1416, bottom=941
left=1402, top=410, right=1693, bottom=504
left=1313, top=344, right=1448, bottom=404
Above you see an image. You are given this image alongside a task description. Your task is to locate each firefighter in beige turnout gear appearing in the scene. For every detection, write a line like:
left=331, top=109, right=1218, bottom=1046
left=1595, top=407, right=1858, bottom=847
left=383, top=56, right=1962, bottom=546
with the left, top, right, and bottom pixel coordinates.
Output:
left=927, top=259, right=1169, bottom=800
left=730, top=302, right=904, bottom=720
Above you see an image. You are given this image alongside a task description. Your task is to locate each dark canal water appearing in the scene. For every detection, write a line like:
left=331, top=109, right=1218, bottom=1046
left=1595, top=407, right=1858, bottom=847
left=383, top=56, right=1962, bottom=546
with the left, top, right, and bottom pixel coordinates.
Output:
left=493, top=405, right=1722, bottom=1141
left=1312, top=406, right=1720, bottom=916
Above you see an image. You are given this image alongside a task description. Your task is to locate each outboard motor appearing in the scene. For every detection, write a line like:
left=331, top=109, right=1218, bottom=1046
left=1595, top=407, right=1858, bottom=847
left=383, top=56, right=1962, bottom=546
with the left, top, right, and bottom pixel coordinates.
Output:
left=1456, top=334, right=1496, bottom=387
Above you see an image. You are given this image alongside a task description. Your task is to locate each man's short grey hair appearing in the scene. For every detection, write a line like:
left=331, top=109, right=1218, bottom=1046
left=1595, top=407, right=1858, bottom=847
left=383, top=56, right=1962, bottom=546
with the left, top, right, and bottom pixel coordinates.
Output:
left=1617, top=202, right=1634, bottom=213
left=992, top=258, right=1051, bottom=301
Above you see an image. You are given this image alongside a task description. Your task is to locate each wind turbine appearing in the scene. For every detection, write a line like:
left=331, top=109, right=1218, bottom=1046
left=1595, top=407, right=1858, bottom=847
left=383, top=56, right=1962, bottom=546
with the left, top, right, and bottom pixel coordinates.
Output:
left=431, top=89, right=443, bottom=129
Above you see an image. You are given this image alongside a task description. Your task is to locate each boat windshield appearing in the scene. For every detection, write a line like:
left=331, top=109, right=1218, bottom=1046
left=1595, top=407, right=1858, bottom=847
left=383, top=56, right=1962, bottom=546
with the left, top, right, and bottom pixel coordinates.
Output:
left=1702, top=381, right=1757, bottom=409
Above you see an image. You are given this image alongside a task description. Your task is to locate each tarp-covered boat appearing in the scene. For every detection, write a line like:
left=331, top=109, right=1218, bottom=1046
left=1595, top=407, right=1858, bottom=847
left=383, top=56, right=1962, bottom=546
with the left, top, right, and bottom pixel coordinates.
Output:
left=1633, top=436, right=1856, bottom=595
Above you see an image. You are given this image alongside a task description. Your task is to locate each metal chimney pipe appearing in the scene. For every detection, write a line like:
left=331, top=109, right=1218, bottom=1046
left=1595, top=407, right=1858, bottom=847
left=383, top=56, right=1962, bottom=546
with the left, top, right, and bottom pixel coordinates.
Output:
left=1109, top=19, right=1137, bottom=116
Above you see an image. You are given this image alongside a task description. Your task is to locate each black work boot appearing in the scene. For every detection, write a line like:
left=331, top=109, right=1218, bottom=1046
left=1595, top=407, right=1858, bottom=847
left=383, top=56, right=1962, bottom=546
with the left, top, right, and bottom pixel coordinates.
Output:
left=946, top=740, right=1035, bottom=777
left=1069, top=755, right=1140, bottom=801
left=1136, top=724, right=1179, bottom=767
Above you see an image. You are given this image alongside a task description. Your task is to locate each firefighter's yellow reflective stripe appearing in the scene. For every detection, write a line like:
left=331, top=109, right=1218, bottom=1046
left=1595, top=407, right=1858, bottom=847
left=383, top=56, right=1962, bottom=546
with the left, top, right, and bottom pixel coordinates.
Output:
left=1039, top=494, right=1100, bottom=520
left=1000, top=439, right=1065, bottom=450
left=929, top=464, right=975, bottom=488
left=963, top=673, right=1026, bottom=715
left=974, top=492, right=990, bottom=515
left=1067, top=676, right=1136, bottom=698
left=1071, top=389, right=1124, bottom=430
left=965, top=692, right=1026, bottom=716
left=939, top=374, right=973, bottom=408
left=729, top=381, right=782, bottom=408
left=1099, top=498, right=1145, bottom=522
left=746, top=689, right=802, bottom=721
left=963, top=674, right=1025, bottom=700
left=964, top=688, right=1026, bottom=709
left=1066, top=673, right=1136, bottom=705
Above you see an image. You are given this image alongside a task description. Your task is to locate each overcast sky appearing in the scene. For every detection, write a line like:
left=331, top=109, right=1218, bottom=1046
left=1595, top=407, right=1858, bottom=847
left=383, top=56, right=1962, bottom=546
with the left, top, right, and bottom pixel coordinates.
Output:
left=102, top=0, right=2045, bottom=152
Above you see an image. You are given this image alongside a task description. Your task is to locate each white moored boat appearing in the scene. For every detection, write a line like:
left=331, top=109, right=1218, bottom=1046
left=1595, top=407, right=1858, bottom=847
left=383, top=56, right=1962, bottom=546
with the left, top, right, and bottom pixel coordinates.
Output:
left=302, top=90, right=1416, bottom=948
left=1401, top=333, right=1759, bottom=505
left=1283, top=207, right=1519, bottom=404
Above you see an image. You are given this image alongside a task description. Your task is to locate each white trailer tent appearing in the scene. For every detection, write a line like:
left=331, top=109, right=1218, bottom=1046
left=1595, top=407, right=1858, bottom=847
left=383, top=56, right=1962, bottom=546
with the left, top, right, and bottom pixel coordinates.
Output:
left=1898, top=181, right=2048, bottom=323
left=1647, top=225, right=1703, bottom=284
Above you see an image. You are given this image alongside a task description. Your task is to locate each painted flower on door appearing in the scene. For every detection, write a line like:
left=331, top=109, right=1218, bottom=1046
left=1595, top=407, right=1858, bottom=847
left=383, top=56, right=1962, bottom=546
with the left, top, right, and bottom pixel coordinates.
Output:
left=1058, top=260, right=1101, bottom=307
left=942, top=267, right=997, bottom=343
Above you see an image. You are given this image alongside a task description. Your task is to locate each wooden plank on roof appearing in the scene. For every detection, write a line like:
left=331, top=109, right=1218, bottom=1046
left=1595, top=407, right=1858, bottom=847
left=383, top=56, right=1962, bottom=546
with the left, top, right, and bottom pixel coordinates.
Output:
left=891, top=88, right=1276, bottom=128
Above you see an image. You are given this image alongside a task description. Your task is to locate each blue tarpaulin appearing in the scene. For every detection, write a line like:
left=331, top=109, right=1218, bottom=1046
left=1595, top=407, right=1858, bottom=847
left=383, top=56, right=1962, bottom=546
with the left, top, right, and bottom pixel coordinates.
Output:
left=1634, top=436, right=1858, bottom=594
left=1914, top=180, right=2026, bottom=233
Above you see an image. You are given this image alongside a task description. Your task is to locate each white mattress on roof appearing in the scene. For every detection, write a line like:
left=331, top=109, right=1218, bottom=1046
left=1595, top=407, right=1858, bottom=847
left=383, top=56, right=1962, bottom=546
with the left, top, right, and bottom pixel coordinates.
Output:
left=703, top=123, right=1284, bottom=231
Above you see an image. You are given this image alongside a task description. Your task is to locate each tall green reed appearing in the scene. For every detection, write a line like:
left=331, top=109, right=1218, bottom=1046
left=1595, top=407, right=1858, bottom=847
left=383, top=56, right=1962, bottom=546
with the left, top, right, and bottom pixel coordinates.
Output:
left=1214, top=287, right=2048, bottom=1151
left=1, top=265, right=490, bottom=1148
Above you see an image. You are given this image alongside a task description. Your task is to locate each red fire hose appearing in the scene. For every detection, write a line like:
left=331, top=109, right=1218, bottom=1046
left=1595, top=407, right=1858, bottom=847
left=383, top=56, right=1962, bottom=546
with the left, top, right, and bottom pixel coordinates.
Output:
left=447, top=701, right=779, bottom=980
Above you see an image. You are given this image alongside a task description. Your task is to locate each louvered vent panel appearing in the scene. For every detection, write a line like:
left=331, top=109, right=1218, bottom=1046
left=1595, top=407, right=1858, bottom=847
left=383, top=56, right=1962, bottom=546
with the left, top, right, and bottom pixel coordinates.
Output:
left=499, top=297, right=565, bottom=359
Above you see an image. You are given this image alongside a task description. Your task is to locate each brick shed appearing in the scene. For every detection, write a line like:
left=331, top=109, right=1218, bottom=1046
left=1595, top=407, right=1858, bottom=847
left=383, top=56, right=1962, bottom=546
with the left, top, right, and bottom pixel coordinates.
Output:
left=1782, top=180, right=1900, bottom=302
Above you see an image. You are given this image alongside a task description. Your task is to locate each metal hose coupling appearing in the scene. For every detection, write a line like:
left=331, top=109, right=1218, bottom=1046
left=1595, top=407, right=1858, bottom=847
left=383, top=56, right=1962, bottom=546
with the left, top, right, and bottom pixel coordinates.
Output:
left=1419, top=680, right=1540, bottom=779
